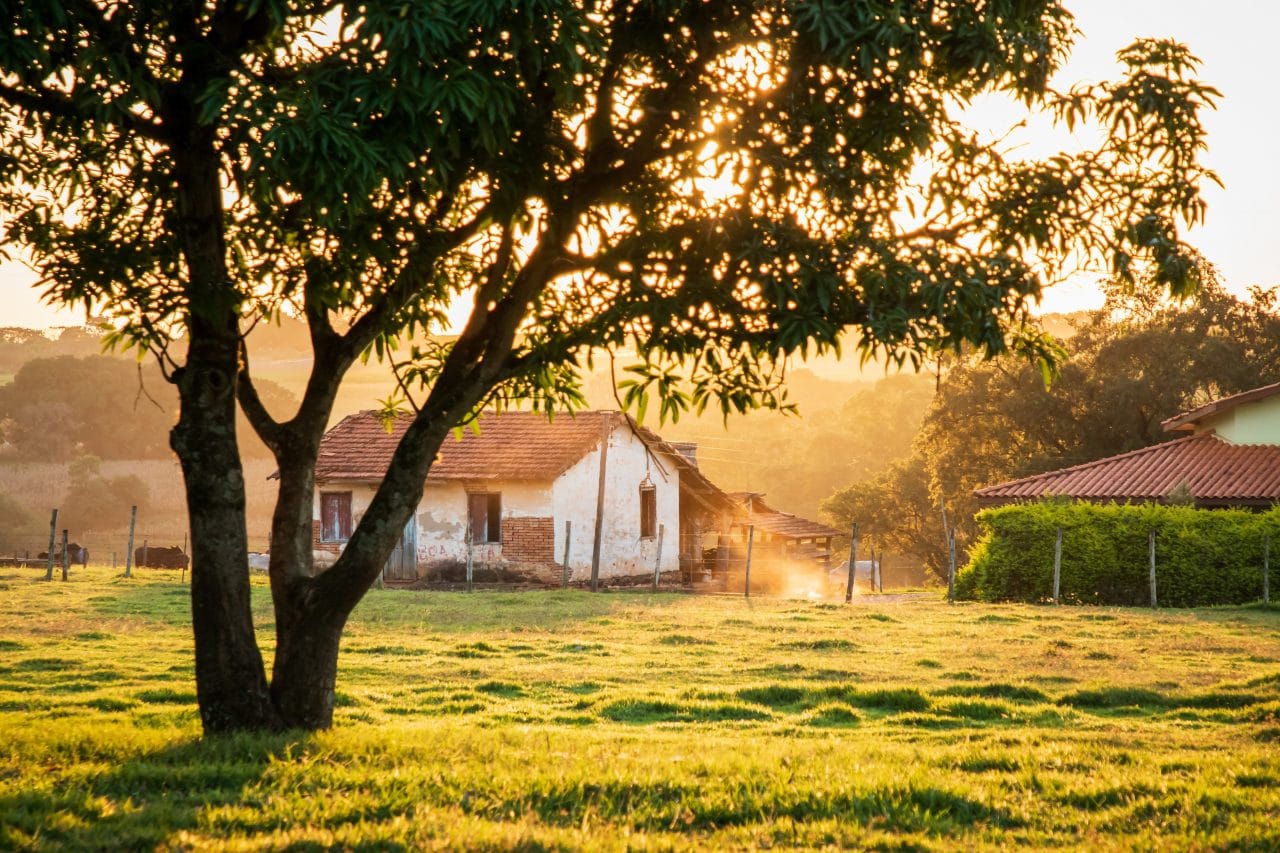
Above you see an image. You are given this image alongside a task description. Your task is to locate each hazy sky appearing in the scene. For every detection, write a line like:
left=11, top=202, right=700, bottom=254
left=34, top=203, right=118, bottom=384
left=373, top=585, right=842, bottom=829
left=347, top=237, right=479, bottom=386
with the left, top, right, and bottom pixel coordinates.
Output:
left=1, top=0, right=1275, bottom=327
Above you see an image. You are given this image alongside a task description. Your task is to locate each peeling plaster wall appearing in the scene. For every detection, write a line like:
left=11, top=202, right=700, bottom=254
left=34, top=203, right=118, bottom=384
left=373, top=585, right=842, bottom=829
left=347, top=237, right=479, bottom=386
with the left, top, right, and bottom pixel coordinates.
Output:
left=412, top=480, right=553, bottom=568
left=552, top=424, right=680, bottom=581
left=312, top=479, right=555, bottom=572
left=313, top=422, right=680, bottom=580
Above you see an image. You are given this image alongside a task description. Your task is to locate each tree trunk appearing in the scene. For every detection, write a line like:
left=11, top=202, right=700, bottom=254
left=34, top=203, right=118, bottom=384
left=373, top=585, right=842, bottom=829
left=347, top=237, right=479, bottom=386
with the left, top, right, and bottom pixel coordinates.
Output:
left=270, top=597, right=347, bottom=729
left=171, top=338, right=280, bottom=732
left=262, top=394, right=485, bottom=728
left=167, top=78, right=279, bottom=732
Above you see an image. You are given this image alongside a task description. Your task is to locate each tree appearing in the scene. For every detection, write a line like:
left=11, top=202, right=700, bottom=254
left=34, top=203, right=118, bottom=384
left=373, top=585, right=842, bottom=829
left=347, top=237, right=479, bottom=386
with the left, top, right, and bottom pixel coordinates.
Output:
left=0, top=354, right=295, bottom=460
left=822, top=454, right=944, bottom=574
left=59, top=454, right=151, bottom=535
left=0, top=1, right=1218, bottom=732
left=0, top=492, right=33, bottom=547
left=0, top=356, right=175, bottom=459
left=824, top=274, right=1280, bottom=579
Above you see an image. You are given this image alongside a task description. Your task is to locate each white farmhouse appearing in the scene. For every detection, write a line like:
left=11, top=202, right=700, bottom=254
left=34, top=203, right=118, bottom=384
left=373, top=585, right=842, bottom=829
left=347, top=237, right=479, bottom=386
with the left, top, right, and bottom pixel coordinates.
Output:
left=311, top=410, right=736, bottom=583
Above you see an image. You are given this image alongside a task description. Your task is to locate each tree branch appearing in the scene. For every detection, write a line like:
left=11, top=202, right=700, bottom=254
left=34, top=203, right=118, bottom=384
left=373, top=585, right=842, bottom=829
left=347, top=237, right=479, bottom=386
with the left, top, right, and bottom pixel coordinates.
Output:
left=0, top=80, right=168, bottom=141
left=237, top=341, right=285, bottom=451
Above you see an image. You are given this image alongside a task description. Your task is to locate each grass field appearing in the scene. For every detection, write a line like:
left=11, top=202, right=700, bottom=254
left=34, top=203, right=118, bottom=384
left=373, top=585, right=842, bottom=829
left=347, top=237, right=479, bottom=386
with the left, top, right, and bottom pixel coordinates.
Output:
left=1, top=567, right=1277, bottom=850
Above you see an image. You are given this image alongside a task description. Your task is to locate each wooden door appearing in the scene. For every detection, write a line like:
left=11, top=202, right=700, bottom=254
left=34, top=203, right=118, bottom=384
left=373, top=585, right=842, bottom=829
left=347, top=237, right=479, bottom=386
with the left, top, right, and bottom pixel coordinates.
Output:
left=382, top=515, right=418, bottom=581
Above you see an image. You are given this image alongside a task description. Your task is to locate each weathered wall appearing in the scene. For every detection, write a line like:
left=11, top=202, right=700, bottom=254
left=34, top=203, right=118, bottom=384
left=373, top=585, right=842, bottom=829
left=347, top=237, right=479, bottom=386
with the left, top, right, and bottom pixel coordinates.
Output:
left=553, top=424, right=680, bottom=581
left=412, top=479, right=553, bottom=570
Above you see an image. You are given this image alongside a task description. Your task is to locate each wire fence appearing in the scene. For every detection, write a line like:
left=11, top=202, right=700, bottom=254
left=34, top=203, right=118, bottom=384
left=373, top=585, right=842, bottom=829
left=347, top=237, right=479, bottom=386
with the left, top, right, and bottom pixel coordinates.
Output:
left=0, top=515, right=271, bottom=571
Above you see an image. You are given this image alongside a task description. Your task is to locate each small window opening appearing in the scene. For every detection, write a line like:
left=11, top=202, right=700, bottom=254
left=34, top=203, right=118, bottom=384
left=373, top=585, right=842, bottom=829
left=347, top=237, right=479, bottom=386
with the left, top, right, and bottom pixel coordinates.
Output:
left=320, top=492, right=353, bottom=542
left=639, top=479, right=657, bottom=539
left=467, top=492, right=502, bottom=543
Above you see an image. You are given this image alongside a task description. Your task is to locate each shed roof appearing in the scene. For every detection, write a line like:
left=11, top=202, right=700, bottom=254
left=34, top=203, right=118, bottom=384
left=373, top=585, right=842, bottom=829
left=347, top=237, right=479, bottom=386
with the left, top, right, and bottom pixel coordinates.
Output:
left=316, top=410, right=616, bottom=482
left=732, top=493, right=841, bottom=540
left=974, top=432, right=1280, bottom=506
left=743, top=510, right=843, bottom=540
left=1161, top=381, right=1280, bottom=433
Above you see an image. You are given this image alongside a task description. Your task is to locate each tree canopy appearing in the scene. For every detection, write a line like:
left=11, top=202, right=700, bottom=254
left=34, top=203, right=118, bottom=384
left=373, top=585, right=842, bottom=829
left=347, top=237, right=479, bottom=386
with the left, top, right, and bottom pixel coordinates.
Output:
left=0, top=1, right=1221, bottom=732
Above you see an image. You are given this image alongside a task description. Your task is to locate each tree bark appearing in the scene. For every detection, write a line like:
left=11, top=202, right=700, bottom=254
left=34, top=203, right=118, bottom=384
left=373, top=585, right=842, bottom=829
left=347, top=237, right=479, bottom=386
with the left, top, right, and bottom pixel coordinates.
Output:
left=168, top=67, right=279, bottom=732
left=172, top=338, right=280, bottom=732
left=260, top=381, right=492, bottom=728
left=269, top=596, right=347, bottom=729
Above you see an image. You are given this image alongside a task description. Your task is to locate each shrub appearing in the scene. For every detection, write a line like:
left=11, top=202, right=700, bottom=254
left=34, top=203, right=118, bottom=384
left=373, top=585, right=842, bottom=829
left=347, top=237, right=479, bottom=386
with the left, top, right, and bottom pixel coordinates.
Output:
left=956, top=502, right=1277, bottom=607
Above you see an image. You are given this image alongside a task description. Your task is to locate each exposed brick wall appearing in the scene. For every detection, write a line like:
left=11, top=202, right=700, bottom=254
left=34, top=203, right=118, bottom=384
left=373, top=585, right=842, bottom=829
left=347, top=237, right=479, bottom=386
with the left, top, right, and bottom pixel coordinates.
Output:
left=312, top=521, right=342, bottom=554
left=501, top=516, right=555, bottom=565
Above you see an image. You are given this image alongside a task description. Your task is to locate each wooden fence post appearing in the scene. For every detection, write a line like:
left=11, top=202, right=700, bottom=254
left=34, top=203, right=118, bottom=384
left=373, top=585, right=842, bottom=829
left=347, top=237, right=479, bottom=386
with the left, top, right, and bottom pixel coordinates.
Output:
left=845, top=522, right=859, bottom=604
left=1148, top=528, right=1158, bottom=609
left=44, top=509, right=58, bottom=581
left=1052, top=526, right=1063, bottom=605
left=947, top=529, right=958, bottom=603
left=60, top=529, right=69, bottom=581
left=744, top=525, right=755, bottom=599
left=590, top=422, right=611, bottom=593
left=652, top=524, right=665, bottom=591
left=561, top=520, right=572, bottom=588
left=124, top=505, right=137, bottom=578
left=465, top=523, right=474, bottom=592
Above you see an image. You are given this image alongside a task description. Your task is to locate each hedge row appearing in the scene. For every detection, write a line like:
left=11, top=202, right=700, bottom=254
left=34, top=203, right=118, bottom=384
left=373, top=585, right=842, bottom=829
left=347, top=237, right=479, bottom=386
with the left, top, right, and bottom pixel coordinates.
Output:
left=956, top=502, right=1277, bottom=607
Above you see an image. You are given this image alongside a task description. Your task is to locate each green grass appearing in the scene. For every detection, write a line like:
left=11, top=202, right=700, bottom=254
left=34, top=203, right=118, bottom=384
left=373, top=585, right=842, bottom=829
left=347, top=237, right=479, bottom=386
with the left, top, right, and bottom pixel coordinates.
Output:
left=1, top=568, right=1278, bottom=850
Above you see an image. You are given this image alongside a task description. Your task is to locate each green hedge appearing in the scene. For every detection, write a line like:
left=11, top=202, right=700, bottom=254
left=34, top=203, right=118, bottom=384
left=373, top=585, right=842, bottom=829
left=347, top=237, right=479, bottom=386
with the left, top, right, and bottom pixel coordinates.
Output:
left=956, top=502, right=1278, bottom=607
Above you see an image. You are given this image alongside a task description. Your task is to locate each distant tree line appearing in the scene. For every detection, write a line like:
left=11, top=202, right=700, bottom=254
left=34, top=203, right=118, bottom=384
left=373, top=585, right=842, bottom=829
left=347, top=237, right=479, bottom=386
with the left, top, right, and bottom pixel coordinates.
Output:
left=0, top=354, right=295, bottom=461
left=823, top=274, right=1280, bottom=579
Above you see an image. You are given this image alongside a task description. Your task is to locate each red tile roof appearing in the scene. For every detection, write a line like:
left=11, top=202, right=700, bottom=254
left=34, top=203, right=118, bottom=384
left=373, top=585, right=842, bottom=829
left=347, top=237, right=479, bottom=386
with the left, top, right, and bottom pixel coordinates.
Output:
left=1162, top=381, right=1280, bottom=432
left=731, top=493, right=841, bottom=540
left=742, top=510, right=842, bottom=540
left=974, top=433, right=1280, bottom=506
left=316, top=410, right=616, bottom=482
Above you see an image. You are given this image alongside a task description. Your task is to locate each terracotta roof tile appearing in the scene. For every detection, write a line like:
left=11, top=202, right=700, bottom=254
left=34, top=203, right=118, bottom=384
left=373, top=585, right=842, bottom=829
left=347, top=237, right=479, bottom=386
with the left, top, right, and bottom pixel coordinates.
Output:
left=742, top=510, right=842, bottom=540
left=731, top=493, right=841, bottom=539
left=975, top=433, right=1280, bottom=506
left=316, top=410, right=615, bottom=482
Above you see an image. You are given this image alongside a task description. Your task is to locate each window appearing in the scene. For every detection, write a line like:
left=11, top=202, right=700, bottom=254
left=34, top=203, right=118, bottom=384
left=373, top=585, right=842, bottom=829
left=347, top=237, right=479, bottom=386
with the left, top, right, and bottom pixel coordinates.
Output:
left=639, top=482, right=657, bottom=539
left=320, top=492, right=352, bottom=542
left=467, top=492, right=502, bottom=543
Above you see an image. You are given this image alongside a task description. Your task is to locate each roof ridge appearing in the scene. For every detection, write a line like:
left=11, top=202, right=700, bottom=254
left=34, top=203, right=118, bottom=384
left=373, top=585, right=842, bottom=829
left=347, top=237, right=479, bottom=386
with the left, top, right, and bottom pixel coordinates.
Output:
left=1161, top=380, right=1280, bottom=431
left=974, top=432, right=1219, bottom=495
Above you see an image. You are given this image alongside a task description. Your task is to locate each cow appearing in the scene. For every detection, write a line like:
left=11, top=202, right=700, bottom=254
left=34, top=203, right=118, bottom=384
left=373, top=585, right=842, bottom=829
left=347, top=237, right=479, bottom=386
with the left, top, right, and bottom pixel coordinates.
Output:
left=134, top=545, right=188, bottom=569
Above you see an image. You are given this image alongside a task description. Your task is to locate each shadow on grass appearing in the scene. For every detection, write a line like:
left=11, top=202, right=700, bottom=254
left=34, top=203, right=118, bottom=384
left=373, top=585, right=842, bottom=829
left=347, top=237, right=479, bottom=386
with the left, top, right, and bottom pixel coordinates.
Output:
left=0, top=732, right=309, bottom=850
